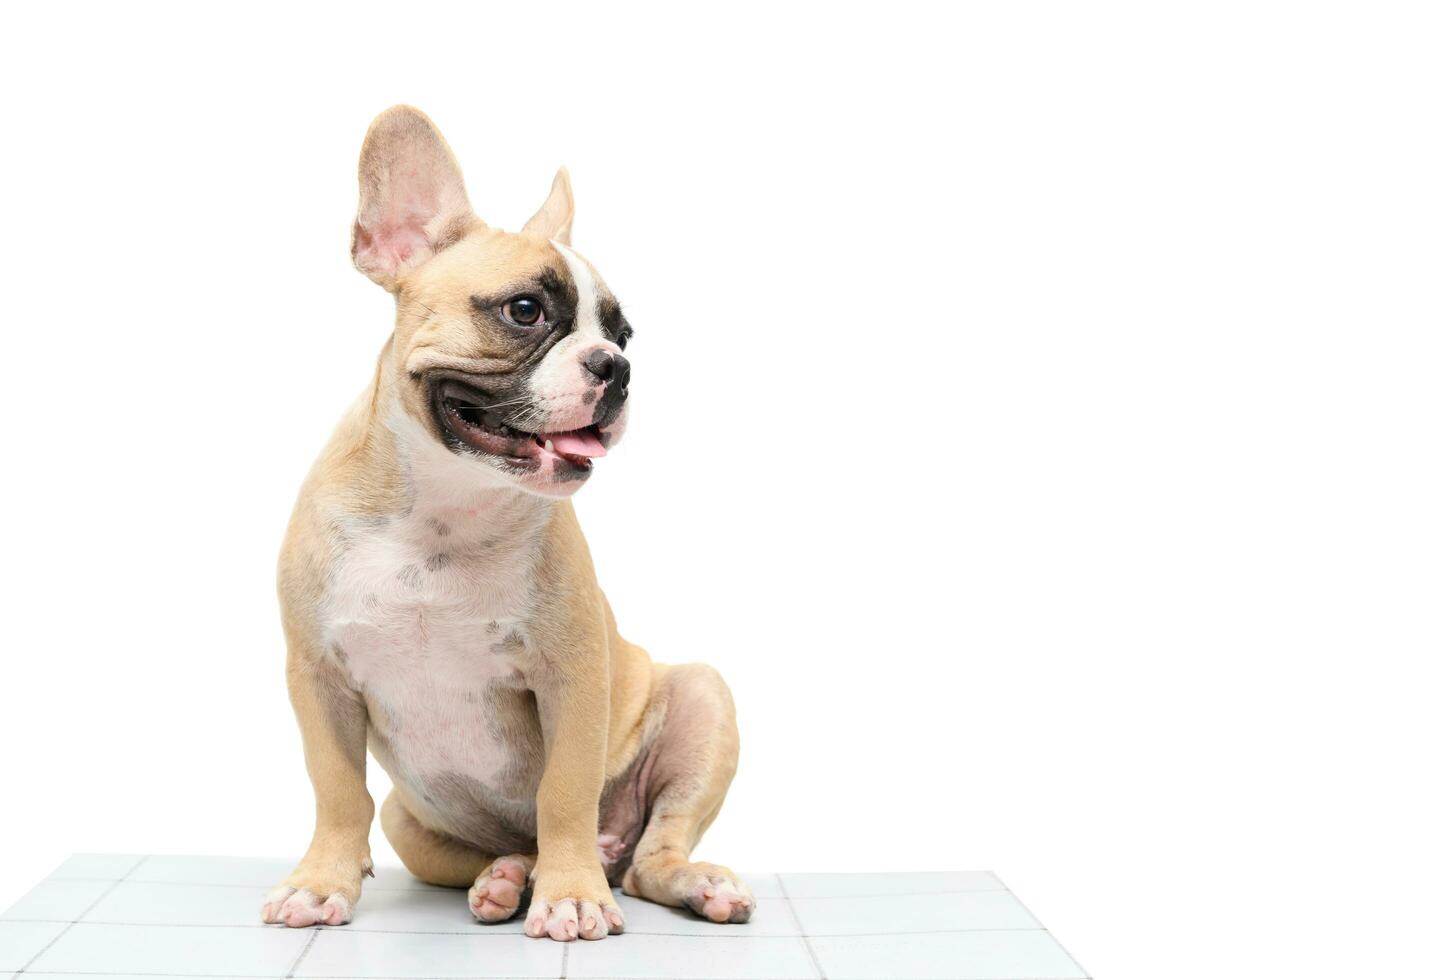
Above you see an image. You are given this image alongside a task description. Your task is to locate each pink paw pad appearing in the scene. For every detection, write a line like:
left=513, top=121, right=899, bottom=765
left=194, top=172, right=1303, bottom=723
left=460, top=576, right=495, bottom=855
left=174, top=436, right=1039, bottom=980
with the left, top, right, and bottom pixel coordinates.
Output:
left=683, top=873, right=755, bottom=924
left=525, top=897, right=623, bottom=941
left=469, top=857, right=531, bottom=922
left=261, top=887, right=352, bottom=928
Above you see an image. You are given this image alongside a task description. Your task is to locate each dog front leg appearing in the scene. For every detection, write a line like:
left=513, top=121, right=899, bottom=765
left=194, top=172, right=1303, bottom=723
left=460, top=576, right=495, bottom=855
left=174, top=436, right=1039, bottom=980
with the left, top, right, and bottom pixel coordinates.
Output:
left=261, top=633, right=374, bottom=927
left=524, top=663, right=624, bottom=942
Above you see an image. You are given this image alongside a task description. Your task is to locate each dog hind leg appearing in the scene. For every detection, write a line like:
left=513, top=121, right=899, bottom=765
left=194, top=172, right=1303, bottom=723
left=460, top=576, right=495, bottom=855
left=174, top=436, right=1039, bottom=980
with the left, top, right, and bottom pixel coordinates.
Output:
left=380, top=791, right=536, bottom=922
left=620, top=663, right=755, bottom=923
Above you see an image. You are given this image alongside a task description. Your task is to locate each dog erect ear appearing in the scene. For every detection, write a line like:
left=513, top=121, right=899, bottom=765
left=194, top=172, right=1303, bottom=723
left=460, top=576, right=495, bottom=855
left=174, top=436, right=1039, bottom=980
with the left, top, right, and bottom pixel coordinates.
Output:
left=352, top=106, right=479, bottom=289
left=521, top=168, right=575, bottom=245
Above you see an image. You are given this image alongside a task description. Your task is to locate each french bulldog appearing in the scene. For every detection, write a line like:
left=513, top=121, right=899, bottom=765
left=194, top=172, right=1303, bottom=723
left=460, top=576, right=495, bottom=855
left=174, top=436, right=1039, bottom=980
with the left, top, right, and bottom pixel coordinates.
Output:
left=261, top=106, right=752, bottom=942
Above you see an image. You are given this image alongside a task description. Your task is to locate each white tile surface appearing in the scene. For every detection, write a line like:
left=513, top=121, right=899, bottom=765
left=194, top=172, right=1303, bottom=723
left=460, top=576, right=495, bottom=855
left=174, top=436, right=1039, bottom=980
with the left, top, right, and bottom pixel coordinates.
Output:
left=812, top=930, right=1087, bottom=980
left=351, top=886, right=526, bottom=935
left=0, top=878, right=113, bottom=921
left=123, top=854, right=447, bottom=893
left=791, top=887, right=1041, bottom=935
left=127, top=854, right=300, bottom=888
left=566, top=934, right=819, bottom=979
left=296, top=929, right=563, bottom=978
left=734, top=871, right=782, bottom=896
left=0, top=920, right=69, bottom=971
left=1, top=856, right=1089, bottom=978
left=28, top=922, right=312, bottom=976
left=83, top=879, right=268, bottom=926
left=779, top=870, right=1005, bottom=898
left=618, top=894, right=802, bottom=936
left=363, top=867, right=453, bottom=892
left=44, top=854, right=146, bottom=881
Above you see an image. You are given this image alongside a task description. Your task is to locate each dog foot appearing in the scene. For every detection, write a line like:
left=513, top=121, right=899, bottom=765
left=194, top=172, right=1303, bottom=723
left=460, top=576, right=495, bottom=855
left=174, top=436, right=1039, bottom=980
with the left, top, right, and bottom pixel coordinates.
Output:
left=678, top=864, right=756, bottom=923
left=522, top=861, right=624, bottom=941
left=260, top=856, right=370, bottom=928
left=524, top=896, right=624, bottom=941
left=469, top=855, right=534, bottom=922
left=261, top=885, right=353, bottom=927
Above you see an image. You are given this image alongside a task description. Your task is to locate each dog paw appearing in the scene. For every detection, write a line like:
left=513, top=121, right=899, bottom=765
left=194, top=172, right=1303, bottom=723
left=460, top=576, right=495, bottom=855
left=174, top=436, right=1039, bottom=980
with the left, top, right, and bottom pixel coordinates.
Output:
left=260, top=857, right=370, bottom=928
left=261, top=885, right=353, bottom=927
left=679, top=864, right=756, bottom=924
left=469, top=855, right=534, bottom=922
left=524, top=883, right=623, bottom=941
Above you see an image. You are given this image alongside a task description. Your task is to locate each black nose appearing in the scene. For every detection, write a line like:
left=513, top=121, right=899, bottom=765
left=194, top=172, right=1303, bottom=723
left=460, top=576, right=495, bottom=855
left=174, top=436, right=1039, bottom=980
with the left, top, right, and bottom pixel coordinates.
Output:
left=584, top=349, right=631, bottom=394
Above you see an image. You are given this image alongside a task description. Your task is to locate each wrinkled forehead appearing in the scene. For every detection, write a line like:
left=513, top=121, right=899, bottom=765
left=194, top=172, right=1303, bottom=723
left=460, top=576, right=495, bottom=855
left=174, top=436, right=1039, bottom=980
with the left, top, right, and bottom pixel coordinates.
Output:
left=407, top=230, right=610, bottom=310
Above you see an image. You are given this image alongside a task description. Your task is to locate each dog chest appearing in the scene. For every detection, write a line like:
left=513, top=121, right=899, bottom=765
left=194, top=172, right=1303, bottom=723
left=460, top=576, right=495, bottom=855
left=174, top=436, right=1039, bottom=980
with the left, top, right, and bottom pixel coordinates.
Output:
left=320, top=508, right=545, bottom=791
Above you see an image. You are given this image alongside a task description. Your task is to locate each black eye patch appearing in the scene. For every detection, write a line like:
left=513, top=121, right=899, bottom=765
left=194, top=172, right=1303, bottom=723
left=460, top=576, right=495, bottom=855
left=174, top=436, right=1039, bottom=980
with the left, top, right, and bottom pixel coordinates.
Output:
left=469, top=265, right=579, bottom=330
left=538, top=267, right=578, bottom=321
left=599, top=296, right=633, bottom=347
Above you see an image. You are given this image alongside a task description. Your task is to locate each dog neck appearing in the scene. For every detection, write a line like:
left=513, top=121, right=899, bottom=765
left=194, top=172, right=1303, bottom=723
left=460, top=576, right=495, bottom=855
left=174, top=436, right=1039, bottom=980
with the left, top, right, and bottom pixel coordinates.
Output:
left=390, top=404, right=552, bottom=529
left=355, top=346, right=554, bottom=541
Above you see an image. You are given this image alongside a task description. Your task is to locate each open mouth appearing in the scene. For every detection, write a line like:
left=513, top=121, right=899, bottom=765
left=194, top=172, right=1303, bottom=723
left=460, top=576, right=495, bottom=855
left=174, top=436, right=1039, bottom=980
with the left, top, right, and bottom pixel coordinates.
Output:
left=432, top=378, right=607, bottom=472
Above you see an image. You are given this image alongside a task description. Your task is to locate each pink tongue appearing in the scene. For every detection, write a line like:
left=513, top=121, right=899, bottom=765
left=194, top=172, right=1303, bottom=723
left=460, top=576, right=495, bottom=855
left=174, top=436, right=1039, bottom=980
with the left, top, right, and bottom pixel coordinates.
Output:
left=546, top=429, right=607, bottom=458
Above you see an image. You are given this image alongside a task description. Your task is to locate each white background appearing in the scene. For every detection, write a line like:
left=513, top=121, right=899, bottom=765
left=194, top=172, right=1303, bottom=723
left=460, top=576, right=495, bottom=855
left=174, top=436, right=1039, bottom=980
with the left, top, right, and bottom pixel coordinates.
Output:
left=1, top=4, right=1425, bottom=978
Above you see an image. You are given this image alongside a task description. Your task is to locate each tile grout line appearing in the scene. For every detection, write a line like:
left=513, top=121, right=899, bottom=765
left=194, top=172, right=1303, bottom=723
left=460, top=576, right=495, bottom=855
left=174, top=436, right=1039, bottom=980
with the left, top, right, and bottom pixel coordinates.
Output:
left=13, top=976, right=1004, bottom=980
left=775, top=873, right=825, bottom=980
left=3, top=976, right=892, bottom=980
left=21, top=978, right=256, bottom=980
left=44, top=878, right=441, bottom=893
left=284, top=925, right=322, bottom=978
left=7, top=864, right=1082, bottom=979
left=780, top=887, right=1009, bottom=900
left=15, top=855, right=151, bottom=975
left=26, top=976, right=812, bottom=980
left=1, top=918, right=1053, bottom=938
left=987, top=871, right=1093, bottom=980
left=11, top=976, right=1072, bottom=980
left=18, top=976, right=901, bottom=980
left=38, top=878, right=1010, bottom=898
left=47, top=880, right=1006, bottom=902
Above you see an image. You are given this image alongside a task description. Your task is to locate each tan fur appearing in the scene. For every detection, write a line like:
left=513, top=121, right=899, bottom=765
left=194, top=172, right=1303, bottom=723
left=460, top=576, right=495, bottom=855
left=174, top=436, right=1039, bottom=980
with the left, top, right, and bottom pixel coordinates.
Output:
left=264, top=106, right=750, bottom=941
left=521, top=168, right=575, bottom=245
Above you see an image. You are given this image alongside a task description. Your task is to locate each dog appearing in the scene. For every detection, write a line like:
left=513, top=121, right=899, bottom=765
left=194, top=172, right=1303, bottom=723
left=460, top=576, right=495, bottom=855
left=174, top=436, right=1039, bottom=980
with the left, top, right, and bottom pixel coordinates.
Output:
left=260, top=106, right=752, bottom=942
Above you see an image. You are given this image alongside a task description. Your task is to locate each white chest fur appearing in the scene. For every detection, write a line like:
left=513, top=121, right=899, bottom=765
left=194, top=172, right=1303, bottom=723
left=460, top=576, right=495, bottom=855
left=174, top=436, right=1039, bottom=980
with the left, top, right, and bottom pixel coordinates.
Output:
left=319, top=415, right=554, bottom=799
left=322, top=501, right=544, bottom=786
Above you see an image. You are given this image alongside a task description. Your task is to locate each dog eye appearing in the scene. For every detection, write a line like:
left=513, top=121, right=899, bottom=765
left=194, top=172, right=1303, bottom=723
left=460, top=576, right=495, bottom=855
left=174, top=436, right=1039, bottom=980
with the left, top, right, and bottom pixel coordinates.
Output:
left=503, top=296, right=546, bottom=327
left=617, top=328, right=633, bottom=350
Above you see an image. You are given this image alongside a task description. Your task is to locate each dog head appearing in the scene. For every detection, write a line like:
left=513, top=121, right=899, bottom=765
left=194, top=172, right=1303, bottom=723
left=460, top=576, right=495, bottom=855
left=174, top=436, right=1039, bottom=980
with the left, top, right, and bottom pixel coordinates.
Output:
left=351, top=106, right=633, bottom=498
